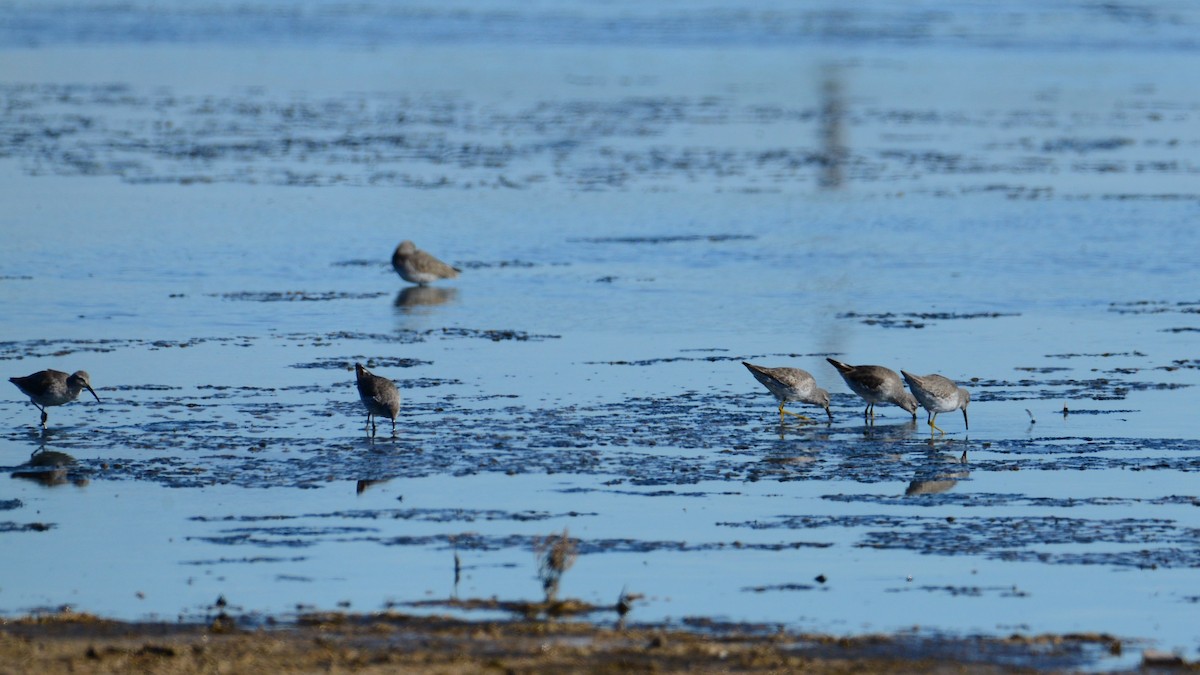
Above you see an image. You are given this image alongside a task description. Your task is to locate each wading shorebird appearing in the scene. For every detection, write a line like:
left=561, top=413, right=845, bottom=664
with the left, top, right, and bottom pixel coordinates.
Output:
left=9, top=369, right=100, bottom=430
left=742, top=362, right=832, bottom=423
left=901, top=371, right=970, bottom=435
left=354, top=363, right=400, bottom=438
left=826, top=358, right=918, bottom=421
left=391, top=240, right=460, bottom=286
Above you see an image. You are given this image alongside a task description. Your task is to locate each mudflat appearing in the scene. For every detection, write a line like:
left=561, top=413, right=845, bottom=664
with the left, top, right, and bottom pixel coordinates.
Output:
left=1, top=610, right=1138, bottom=674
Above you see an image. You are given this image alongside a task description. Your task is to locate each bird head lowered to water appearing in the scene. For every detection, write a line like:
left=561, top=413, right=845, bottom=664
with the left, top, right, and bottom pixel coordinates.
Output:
left=67, top=371, right=101, bottom=403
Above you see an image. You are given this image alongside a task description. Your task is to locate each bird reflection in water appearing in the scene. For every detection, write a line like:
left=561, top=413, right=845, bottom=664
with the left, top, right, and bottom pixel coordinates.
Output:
left=905, top=445, right=969, bottom=496
left=12, top=449, right=88, bottom=487
left=394, top=286, right=458, bottom=310
left=861, top=418, right=917, bottom=442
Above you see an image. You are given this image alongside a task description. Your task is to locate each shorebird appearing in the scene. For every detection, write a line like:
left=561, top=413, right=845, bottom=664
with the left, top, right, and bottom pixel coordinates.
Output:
left=826, top=358, right=917, bottom=421
left=354, top=363, right=400, bottom=438
left=743, top=362, right=832, bottom=423
left=391, top=240, right=460, bottom=286
left=901, top=371, right=970, bottom=435
left=9, top=369, right=100, bottom=430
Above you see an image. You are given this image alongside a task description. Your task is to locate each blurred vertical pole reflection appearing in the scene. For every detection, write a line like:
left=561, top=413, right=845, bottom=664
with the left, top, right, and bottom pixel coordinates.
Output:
left=818, top=63, right=846, bottom=190
left=814, top=64, right=850, bottom=370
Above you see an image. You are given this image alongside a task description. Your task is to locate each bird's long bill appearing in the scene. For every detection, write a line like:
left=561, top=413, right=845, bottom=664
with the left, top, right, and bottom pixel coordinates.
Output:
left=84, top=384, right=100, bottom=403
left=825, top=406, right=833, bottom=422
left=962, top=408, right=968, bottom=430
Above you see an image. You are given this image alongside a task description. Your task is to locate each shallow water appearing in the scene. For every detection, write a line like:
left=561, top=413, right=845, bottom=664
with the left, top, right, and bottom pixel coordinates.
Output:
left=2, top=1, right=1199, bottom=668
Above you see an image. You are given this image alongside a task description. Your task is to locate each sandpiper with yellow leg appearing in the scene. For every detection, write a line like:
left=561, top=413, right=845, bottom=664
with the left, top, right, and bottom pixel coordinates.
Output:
left=901, top=370, right=970, bottom=435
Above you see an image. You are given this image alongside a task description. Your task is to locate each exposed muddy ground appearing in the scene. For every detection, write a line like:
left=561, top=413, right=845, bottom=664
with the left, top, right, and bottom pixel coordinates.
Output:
left=1, top=609, right=1154, bottom=674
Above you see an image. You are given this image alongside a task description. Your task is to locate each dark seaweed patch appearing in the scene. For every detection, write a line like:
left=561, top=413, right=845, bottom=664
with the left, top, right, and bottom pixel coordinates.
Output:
left=0, top=522, right=55, bottom=533
left=180, top=556, right=309, bottom=566
left=290, top=357, right=431, bottom=370
left=215, top=291, right=389, bottom=302
left=0, top=77, right=1194, bottom=199
left=592, top=355, right=744, bottom=366
left=330, top=259, right=386, bottom=268
left=295, top=330, right=426, bottom=345
left=887, top=585, right=1029, bottom=598
left=190, top=508, right=590, bottom=525
left=388, top=534, right=832, bottom=555
left=0, top=337, right=140, bottom=360
left=2, top=3, right=1198, bottom=55
left=574, top=234, right=755, bottom=244
left=589, top=351, right=830, bottom=366
left=967, top=376, right=1189, bottom=401
left=742, top=583, right=819, bottom=593
left=437, top=327, right=559, bottom=341
left=1045, top=351, right=1147, bottom=359
left=827, top=494, right=1200, bottom=509
left=719, top=513, right=1200, bottom=569
left=6, top=380, right=1200, bottom=493
left=187, top=526, right=832, bottom=554
left=1108, top=300, right=1200, bottom=315
left=838, top=311, right=1019, bottom=329
left=336, top=258, right=555, bottom=270
left=556, top=487, right=741, bottom=498
left=1041, top=137, right=1133, bottom=153
left=19, top=400, right=1198, bottom=493
left=0, top=329, right=555, bottom=366
left=454, top=260, right=553, bottom=269
left=839, top=313, right=927, bottom=329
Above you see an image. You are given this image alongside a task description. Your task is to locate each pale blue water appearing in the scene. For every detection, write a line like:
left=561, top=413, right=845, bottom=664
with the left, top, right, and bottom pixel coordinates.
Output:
left=2, top=2, right=1199, bottom=668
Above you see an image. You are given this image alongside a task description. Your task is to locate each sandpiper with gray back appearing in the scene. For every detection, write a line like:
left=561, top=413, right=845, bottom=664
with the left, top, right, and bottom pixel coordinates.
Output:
left=901, top=370, right=970, bottom=435
left=392, top=240, right=460, bottom=286
left=826, top=358, right=917, bottom=421
left=743, top=362, right=832, bottom=423
left=9, top=369, right=100, bottom=430
left=354, top=363, right=401, bottom=438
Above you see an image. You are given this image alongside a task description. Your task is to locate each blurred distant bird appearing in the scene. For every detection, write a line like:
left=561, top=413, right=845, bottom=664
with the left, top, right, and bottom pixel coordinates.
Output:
left=901, top=370, right=970, bottom=435
left=355, top=363, right=400, bottom=438
left=392, top=240, right=460, bottom=286
left=9, top=369, right=100, bottom=430
left=742, top=362, right=832, bottom=423
left=826, top=358, right=917, bottom=420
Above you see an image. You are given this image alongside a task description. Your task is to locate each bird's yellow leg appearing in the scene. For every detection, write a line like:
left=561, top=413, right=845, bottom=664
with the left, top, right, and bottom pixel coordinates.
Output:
left=928, top=412, right=946, bottom=435
left=779, top=403, right=812, bottom=422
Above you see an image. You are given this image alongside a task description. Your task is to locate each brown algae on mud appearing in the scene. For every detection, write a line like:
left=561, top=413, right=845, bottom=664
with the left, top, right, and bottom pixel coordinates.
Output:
left=0, top=608, right=1141, bottom=673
